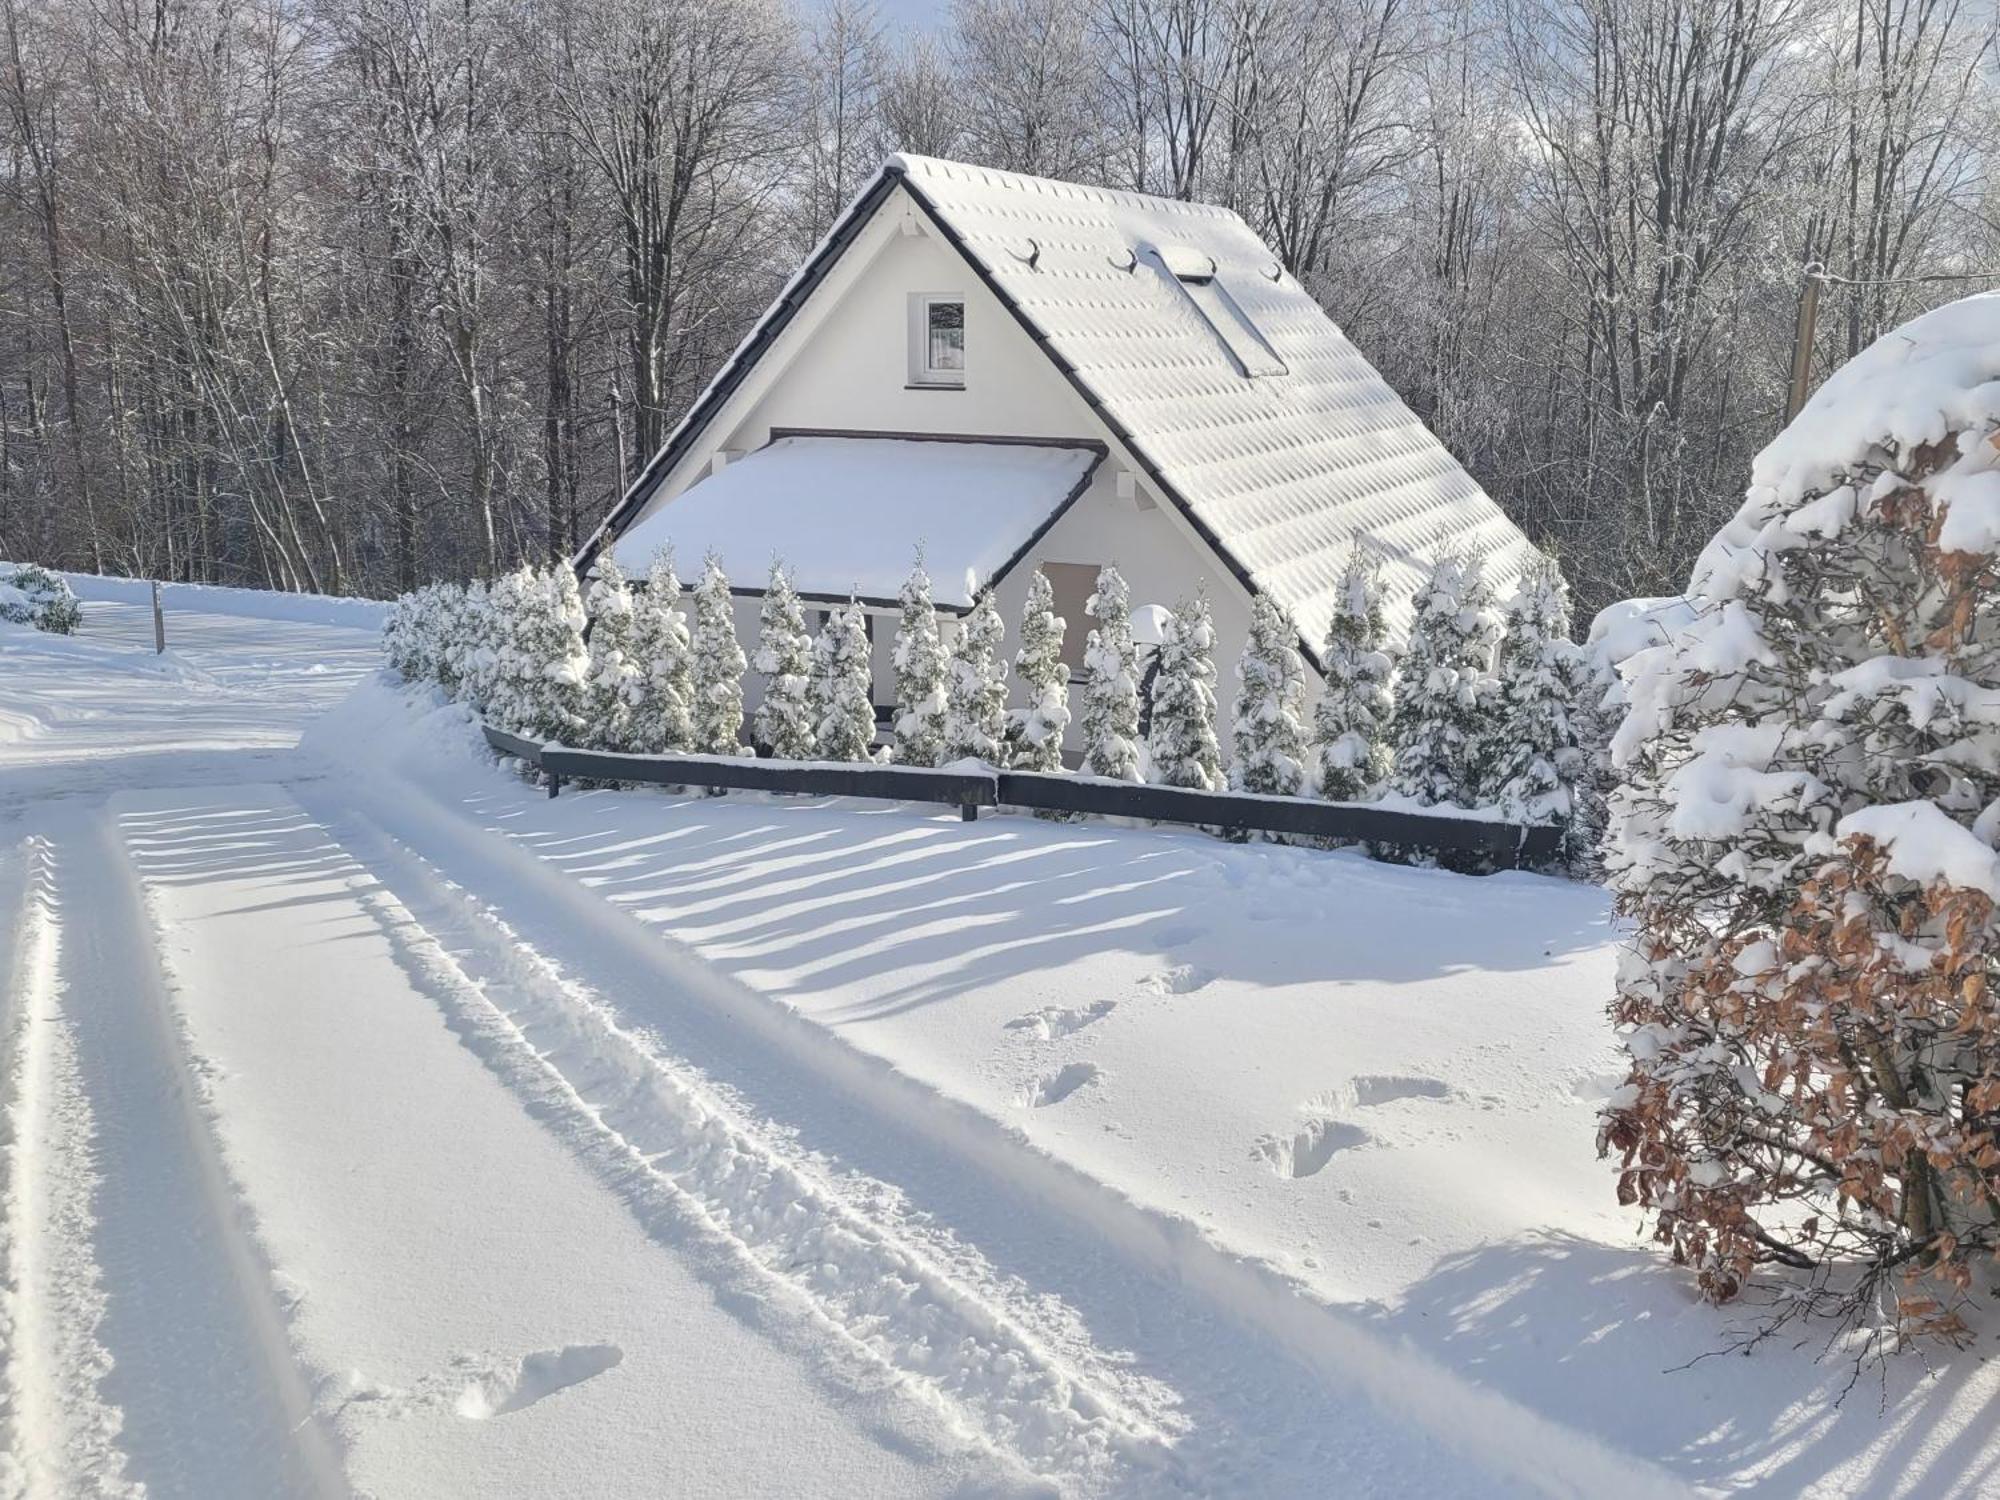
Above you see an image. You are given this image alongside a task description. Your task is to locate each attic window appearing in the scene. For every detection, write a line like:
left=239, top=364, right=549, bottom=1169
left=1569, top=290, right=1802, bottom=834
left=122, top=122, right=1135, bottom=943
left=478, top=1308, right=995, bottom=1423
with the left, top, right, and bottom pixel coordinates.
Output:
left=1152, top=249, right=1287, bottom=378
left=910, top=294, right=965, bottom=387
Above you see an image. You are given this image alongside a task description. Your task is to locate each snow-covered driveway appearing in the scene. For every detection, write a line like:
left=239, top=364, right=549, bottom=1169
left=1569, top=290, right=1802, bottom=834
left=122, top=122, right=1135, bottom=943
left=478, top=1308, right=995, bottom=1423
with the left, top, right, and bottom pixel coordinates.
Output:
left=6, top=588, right=1998, bottom=1500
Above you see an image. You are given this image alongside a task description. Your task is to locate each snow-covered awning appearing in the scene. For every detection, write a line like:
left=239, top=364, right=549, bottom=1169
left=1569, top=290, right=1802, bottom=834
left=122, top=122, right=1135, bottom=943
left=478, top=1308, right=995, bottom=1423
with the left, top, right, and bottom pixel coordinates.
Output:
left=608, top=433, right=1103, bottom=611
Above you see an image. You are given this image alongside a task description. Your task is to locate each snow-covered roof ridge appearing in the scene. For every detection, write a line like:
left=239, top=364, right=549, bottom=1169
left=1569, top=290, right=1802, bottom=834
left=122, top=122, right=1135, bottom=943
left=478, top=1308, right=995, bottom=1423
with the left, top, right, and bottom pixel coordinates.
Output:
left=589, top=154, right=1539, bottom=657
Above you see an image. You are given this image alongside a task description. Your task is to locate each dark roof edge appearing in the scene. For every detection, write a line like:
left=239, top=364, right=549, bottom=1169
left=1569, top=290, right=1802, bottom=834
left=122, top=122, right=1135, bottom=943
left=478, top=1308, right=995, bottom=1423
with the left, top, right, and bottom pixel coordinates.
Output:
left=574, top=167, right=908, bottom=574
left=889, top=172, right=1327, bottom=677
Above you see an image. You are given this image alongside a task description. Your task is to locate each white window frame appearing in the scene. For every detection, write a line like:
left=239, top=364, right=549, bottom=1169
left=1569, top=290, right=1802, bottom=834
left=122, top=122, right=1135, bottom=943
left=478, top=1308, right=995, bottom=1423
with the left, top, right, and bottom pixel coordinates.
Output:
left=909, top=293, right=966, bottom=388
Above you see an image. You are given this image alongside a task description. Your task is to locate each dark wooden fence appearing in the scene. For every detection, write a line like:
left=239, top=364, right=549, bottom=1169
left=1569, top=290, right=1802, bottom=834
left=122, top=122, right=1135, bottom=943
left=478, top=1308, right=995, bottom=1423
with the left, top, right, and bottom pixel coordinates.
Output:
left=483, top=725, right=1562, bottom=870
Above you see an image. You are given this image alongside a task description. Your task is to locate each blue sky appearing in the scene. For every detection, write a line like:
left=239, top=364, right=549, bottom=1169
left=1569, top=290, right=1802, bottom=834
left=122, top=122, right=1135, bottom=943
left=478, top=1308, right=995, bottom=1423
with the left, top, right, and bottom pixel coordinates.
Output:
left=860, top=0, right=947, bottom=34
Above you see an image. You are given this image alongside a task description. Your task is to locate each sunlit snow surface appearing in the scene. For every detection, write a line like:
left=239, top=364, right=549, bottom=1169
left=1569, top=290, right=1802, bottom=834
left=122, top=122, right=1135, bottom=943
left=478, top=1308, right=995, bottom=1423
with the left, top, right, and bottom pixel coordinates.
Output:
left=2, top=576, right=1997, bottom=1498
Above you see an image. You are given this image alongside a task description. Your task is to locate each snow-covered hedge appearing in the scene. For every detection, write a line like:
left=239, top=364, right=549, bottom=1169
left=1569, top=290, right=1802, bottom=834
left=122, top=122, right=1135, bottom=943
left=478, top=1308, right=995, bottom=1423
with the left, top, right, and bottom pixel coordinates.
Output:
left=0, top=564, right=81, bottom=634
left=383, top=546, right=1594, bottom=866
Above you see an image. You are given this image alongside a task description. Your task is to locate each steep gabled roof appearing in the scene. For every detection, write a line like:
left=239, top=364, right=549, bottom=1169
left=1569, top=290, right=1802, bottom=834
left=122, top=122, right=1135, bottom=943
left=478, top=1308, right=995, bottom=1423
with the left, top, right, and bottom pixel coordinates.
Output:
left=582, top=155, right=1536, bottom=657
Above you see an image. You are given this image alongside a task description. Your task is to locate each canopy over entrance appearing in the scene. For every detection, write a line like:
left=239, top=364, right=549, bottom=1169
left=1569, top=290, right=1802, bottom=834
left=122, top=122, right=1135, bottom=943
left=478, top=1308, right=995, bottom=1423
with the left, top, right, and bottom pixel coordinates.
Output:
left=608, top=433, right=1103, bottom=611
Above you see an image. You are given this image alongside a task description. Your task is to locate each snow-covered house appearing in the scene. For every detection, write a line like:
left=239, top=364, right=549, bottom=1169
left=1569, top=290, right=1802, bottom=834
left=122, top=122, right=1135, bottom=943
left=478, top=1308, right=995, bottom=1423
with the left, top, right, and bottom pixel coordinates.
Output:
left=580, top=154, right=1535, bottom=744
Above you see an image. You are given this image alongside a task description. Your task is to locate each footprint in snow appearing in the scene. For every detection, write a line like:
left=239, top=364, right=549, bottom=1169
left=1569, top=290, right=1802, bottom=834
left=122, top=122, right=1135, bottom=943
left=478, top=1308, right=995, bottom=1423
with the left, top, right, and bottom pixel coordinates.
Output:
left=1254, top=1119, right=1371, bottom=1179
left=1005, top=999, right=1115, bottom=1041
left=1142, top=963, right=1214, bottom=996
left=1015, top=1062, right=1100, bottom=1108
left=1349, top=1074, right=1455, bottom=1107
left=454, top=1344, right=624, bottom=1420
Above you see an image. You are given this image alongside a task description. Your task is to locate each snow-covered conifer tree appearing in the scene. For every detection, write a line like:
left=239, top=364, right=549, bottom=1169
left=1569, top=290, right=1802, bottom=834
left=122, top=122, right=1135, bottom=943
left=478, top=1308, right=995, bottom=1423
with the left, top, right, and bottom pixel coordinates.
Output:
left=689, top=553, right=747, bottom=756
left=943, top=592, right=1007, bottom=764
left=584, top=556, right=644, bottom=750
left=1602, top=296, right=2000, bottom=1339
left=464, top=573, right=515, bottom=713
left=1565, top=653, right=1619, bottom=877
left=1007, top=569, right=1069, bottom=771
left=1079, top=565, right=1140, bottom=780
left=1148, top=593, right=1223, bottom=790
left=449, top=579, right=498, bottom=710
left=628, top=554, right=694, bottom=753
left=1314, top=545, right=1394, bottom=801
left=1230, top=593, right=1308, bottom=796
left=1390, top=553, right=1499, bottom=806
left=1489, top=553, right=1588, bottom=829
left=890, top=561, right=947, bottom=766
left=491, top=565, right=589, bottom=743
left=809, top=599, right=876, bottom=761
left=753, top=561, right=815, bottom=759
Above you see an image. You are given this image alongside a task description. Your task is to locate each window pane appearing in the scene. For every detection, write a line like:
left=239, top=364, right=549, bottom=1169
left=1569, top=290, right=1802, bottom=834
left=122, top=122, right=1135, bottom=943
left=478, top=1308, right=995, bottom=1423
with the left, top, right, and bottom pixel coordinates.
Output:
left=927, top=300, right=964, bottom=372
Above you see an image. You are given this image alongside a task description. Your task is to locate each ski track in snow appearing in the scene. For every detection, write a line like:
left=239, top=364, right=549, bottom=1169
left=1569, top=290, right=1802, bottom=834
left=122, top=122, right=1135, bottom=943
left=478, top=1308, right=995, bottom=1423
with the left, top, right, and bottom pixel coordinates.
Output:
left=293, top=789, right=1186, bottom=1496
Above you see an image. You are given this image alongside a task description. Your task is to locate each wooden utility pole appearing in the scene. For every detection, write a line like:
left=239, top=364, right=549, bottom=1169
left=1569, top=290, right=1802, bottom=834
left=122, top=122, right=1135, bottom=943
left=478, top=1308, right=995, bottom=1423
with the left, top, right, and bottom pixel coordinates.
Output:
left=609, top=380, right=630, bottom=498
left=151, top=580, right=165, bottom=653
left=1785, top=265, right=1824, bottom=424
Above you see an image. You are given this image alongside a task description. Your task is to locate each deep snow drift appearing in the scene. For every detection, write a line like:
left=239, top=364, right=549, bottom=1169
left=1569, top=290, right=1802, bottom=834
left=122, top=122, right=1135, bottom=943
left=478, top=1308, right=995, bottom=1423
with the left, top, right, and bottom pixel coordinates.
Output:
left=3, top=581, right=1998, bottom=1498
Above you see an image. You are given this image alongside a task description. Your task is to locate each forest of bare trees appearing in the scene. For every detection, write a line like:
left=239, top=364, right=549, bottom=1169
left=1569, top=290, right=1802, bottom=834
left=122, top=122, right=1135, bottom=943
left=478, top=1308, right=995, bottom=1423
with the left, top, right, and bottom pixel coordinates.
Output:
left=0, top=0, right=1991, bottom=619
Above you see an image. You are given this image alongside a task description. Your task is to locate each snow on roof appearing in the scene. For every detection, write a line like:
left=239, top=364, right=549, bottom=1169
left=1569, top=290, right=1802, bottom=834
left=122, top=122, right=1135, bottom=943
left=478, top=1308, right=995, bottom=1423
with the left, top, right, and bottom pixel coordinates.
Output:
left=609, top=435, right=1099, bottom=610
left=886, top=154, right=1539, bottom=647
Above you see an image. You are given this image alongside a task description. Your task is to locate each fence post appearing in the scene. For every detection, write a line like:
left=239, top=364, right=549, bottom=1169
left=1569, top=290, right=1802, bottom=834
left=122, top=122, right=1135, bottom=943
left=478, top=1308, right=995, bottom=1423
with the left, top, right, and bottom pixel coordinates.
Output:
left=151, top=581, right=166, bottom=654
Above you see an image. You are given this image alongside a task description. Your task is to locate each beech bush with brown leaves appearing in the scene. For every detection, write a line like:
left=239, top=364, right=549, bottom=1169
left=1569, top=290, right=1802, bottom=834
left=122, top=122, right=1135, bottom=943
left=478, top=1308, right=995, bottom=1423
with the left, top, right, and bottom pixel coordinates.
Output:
left=1603, top=294, right=2000, bottom=1350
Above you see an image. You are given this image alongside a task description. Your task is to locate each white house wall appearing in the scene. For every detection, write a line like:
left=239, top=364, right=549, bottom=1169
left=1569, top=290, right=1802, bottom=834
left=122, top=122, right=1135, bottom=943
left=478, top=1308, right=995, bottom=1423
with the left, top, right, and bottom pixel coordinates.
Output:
left=721, top=218, right=1089, bottom=447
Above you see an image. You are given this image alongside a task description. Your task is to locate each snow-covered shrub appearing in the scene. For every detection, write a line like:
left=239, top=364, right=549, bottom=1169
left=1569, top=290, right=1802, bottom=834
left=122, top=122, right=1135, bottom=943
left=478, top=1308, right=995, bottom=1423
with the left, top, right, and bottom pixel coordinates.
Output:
left=754, top=561, right=816, bottom=760
left=584, top=557, right=644, bottom=750
left=1230, top=593, right=1308, bottom=797
left=1489, top=553, right=1588, bottom=830
left=1601, top=294, right=2000, bottom=1343
left=689, top=553, right=746, bottom=756
left=1007, top=569, right=1069, bottom=772
left=627, top=554, right=694, bottom=754
left=1390, top=553, right=1500, bottom=807
left=1314, top=545, right=1394, bottom=801
left=943, top=593, right=1007, bottom=764
left=1148, top=593, right=1223, bottom=790
left=0, top=564, right=80, bottom=634
left=489, top=565, right=590, bottom=743
left=452, top=578, right=501, bottom=712
left=890, top=562, right=947, bottom=767
left=382, top=587, right=425, bottom=680
left=1079, top=565, right=1141, bottom=780
left=1566, top=653, right=1619, bottom=878
left=809, top=599, right=876, bottom=762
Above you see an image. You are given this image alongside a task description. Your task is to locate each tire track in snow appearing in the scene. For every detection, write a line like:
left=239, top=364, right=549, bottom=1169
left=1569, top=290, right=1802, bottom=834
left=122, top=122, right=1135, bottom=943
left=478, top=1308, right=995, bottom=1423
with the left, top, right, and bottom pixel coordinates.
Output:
left=11, top=812, right=346, bottom=1499
left=305, top=797, right=1188, bottom=1498
left=0, top=831, right=137, bottom=1499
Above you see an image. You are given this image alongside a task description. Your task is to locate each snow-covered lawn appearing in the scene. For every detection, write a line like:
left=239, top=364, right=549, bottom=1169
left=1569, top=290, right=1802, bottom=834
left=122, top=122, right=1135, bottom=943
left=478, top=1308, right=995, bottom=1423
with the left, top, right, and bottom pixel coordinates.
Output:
left=3, top=582, right=1997, bottom=1498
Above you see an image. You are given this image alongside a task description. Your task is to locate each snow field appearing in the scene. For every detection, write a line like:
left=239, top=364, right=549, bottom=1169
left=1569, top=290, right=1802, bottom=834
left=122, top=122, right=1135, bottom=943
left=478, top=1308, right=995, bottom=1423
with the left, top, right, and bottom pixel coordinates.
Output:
left=10, top=581, right=2000, bottom=1497
left=350, top=683, right=2000, bottom=1498
left=312, top=759, right=1679, bottom=1499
